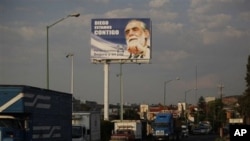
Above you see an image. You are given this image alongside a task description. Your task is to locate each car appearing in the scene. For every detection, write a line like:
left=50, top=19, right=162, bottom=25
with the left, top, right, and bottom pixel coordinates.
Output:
left=199, top=127, right=209, bottom=134
left=192, top=127, right=202, bottom=135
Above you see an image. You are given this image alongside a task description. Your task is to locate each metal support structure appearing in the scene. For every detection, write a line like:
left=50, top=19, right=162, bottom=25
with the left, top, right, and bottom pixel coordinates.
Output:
left=46, top=13, right=80, bottom=89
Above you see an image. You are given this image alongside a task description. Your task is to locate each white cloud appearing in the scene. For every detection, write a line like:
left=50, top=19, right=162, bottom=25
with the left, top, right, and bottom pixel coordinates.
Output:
left=104, top=8, right=134, bottom=18
left=199, top=26, right=245, bottom=45
left=189, top=12, right=231, bottom=30
left=93, top=0, right=110, bottom=3
left=156, top=50, right=190, bottom=65
left=149, top=0, right=170, bottom=8
left=225, top=26, right=244, bottom=38
left=240, top=11, right=250, bottom=22
left=157, top=22, right=183, bottom=34
left=149, top=10, right=178, bottom=21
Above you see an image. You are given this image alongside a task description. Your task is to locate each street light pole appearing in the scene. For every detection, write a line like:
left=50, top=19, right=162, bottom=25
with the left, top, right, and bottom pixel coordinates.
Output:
left=66, top=53, right=74, bottom=112
left=164, top=77, right=180, bottom=111
left=66, top=53, right=74, bottom=94
left=116, top=63, right=124, bottom=121
left=120, top=63, right=123, bottom=121
left=46, top=13, right=80, bottom=89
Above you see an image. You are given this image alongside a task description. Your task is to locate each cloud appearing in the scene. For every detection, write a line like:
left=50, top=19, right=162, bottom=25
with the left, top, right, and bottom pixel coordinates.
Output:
left=104, top=8, right=134, bottom=18
left=157, top=22, right=183, bottom=34
left=189, top=12, right=231, bottom=30
left=199, top=26, right=245, bottom=45
left=149, top=10, right=178, bottom=21
left=155, top=50, right=191, bottom=69
left=93, top=0, right=110, bottom=3
left=197, top=74, right=219, bottom=89
left=239, top=11, right=250, bottom=22
left=149, top=0, right=170, bottom=8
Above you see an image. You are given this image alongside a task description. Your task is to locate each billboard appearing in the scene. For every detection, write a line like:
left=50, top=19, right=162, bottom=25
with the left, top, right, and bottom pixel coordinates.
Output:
left=91, top=18, right=152, bottom=63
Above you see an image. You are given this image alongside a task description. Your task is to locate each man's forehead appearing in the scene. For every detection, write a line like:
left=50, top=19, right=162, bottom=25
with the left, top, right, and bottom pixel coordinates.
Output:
left=125, top=21, right=141, bottom=30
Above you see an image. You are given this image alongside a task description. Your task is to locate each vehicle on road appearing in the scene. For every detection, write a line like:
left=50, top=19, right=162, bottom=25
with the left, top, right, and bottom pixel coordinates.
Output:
left=72, top=111, right=101, bottom=141
left=110, top=120, right=142, bottom=141
left=151, top=112, right=182, bottom=141
left=110, top=129, right=135, bottom=141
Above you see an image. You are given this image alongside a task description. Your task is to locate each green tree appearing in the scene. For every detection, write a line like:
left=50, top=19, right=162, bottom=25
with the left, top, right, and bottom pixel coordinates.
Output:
left=238, top=55, right=250, bottom=124
left=196, top=96, right=207, bottom=122
left=123, top=109, right=140, bottom=120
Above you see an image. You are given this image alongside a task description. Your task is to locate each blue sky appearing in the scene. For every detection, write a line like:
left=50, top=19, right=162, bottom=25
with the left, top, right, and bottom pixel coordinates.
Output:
left=1, top=0, right=250, bottom=105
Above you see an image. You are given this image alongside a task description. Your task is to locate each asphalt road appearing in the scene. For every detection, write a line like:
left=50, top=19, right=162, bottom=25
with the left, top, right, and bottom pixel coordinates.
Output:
left=181, top=134, right=221, bottom=141
left=143, top=134, right=222, bottom=141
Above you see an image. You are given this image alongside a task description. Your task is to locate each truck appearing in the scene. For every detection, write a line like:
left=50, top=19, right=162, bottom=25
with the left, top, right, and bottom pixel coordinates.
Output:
left=110, top=120, right=143, bottom=141
left=152, top=112, right=182, bottom=141
left=72, top=111, right=101, bottom=141
left=0, top=85, right=72, bottom=141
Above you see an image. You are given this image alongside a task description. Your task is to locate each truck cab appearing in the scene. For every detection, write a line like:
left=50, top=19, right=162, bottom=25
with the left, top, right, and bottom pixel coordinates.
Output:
left=0, top=115, right=25, bottom=141
left=72, top=125, right=87, bottom=141
left=152, top=113, right=182, bottom=141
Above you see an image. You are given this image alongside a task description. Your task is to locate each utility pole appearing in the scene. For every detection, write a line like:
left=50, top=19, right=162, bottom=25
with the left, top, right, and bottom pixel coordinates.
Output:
left=218, top=83, right=224, bottom=102
left=217, top=83, right=224, bottom=138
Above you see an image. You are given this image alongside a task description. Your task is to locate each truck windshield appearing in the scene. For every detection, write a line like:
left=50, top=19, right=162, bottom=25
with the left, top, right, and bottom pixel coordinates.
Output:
left=72, top=126, right=85, bottom=138
left=0, top=118, right=21, bottom=129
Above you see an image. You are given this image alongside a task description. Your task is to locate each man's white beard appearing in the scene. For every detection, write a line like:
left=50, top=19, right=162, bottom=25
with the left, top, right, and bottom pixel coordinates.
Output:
left=126, top=34, right=146, bottom=49
left=126, top=34, right=147, bottom=57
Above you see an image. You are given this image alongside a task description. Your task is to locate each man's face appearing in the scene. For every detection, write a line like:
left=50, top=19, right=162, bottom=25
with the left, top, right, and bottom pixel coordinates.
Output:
left=125, top=21, right=147, bottom=47
left=125, top=21, right=149, bottom=56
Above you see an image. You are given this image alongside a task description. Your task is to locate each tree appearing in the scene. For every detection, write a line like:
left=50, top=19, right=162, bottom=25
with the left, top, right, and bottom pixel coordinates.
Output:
left=123, top=109, right=140, bottom=120
left=238, top=55, right=250, bottom=124
left=196, top=96, right=207, bottom=122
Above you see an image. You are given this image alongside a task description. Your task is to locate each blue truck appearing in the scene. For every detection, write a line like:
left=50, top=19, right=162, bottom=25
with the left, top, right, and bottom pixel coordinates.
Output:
left=152, top=112, right=182, bottom=141
left=0, top=85, right=72, bottom=141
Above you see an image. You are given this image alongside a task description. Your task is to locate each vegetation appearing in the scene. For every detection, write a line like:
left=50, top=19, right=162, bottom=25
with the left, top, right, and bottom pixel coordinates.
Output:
left=238, top=55, right=250, bottom=124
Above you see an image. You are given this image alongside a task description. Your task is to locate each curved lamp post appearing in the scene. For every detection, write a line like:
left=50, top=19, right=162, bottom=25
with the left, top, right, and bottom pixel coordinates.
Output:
left=46, top=13, right=80, bottom=89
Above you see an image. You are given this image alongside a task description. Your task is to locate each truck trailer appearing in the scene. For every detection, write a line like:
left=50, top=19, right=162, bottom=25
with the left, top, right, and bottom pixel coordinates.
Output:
left=0, top=85, right=72, bottom=141
left=72, top=111, right=101, bottom=141
left=110, top=120, right=143, bottom=141
left=152, top=112, right=182, bottom=141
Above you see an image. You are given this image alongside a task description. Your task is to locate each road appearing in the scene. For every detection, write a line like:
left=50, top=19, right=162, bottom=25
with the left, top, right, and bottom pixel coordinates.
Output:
left=144, top=134, right=222, bottom=141
left=181, top=134, right=221, bottom=141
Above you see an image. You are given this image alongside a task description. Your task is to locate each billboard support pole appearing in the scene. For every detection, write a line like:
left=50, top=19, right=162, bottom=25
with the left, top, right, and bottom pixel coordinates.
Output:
left=104, top=61, right=109, bottom=121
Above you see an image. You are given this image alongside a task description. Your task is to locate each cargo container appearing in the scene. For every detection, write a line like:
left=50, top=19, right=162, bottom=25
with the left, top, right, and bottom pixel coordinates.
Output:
left=0, top=85, right=72, bottom=141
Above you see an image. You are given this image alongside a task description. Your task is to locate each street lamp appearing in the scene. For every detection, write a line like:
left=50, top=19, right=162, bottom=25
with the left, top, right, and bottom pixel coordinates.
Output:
left=116, top=63, right=124, bottom=121
left=164, top=77, right=180, bottom=110
left=66, top=53, right=74, bottom=111
left=66, top=53, right=74, bottom=94
left=46, top=13, right=80, bottom=89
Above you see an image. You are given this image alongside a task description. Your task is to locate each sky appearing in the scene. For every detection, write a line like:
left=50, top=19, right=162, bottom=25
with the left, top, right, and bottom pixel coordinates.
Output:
left=1, top=0, right=250, bottom=105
